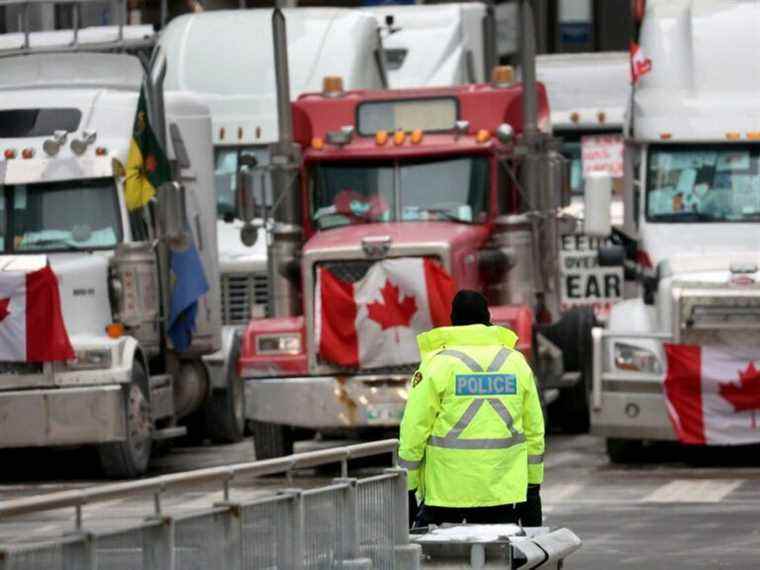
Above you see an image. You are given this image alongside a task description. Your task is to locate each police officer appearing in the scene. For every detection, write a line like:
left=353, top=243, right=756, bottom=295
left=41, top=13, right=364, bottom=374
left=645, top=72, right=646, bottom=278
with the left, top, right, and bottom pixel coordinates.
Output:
left=399, top=290, right=545, bottom=527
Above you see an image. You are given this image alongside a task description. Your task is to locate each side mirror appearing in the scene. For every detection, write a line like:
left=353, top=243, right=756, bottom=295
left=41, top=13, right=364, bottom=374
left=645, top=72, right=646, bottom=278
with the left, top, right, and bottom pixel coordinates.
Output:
left=598, top=244, right=625, bottom=267
left=583, top=173, right=612, bottom=237
left=547, top=150, right=571, bottom=209
left=235, top=155, right=260, bottom=247
left=156, top=181, right=187, bottom=241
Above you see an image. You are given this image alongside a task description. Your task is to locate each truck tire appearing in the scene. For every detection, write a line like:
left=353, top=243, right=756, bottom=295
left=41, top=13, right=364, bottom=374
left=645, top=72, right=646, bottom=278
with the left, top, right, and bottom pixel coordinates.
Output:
left=606, top=438, right=645, bottom=464
left=251, top=421, right=293, bottom=460
left=98, top=363, right=152, bottom=478
left=543, top=307, right=595, bottom=434
left=204, top=339, right=246, bottom=444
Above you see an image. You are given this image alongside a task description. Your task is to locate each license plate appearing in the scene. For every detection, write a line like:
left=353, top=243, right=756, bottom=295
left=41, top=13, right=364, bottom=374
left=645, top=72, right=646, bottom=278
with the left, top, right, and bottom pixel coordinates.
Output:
left=365, top=403, right=405, bottom=424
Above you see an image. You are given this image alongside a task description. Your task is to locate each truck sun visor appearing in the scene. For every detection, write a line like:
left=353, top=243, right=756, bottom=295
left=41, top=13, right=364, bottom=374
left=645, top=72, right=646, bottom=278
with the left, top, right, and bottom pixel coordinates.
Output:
left=0, top=109, right=82, bottom=139
left=357, top=97, right=458, bottom=136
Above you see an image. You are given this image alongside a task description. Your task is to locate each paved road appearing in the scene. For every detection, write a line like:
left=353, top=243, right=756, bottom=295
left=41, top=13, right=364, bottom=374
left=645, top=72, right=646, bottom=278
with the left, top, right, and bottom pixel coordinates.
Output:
left=3, top=434, right=760, bottom=568
left=543, top=434, right=760, bottom=569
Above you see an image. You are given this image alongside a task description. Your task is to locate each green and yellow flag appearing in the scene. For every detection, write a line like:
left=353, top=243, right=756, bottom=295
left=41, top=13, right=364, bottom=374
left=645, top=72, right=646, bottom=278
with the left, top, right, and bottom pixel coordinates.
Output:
left=124, top=87, right=172, bottom=211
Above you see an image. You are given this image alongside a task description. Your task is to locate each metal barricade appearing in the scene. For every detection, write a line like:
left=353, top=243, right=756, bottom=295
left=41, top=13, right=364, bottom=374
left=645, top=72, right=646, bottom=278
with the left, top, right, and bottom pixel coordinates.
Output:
left=0, top=440, right=421, bottom=570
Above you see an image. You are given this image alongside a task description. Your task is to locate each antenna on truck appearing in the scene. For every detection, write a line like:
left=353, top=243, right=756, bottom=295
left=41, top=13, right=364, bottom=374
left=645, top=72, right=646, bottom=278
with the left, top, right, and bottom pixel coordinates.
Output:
left=0, top=0, right=156, bottom=59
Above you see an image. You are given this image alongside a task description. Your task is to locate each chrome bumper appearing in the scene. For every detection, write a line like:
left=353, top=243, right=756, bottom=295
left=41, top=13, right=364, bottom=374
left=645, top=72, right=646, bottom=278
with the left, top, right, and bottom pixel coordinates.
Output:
left=590, top=327, right=676, bottom=441
left=245, top=375, right=409, bottom=429
left=0, top=386, right=126, bottom=448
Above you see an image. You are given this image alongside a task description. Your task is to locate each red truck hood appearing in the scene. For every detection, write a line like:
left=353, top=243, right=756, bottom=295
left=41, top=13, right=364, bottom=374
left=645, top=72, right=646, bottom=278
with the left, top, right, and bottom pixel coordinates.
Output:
left=303, top=221, right=489, bottom=255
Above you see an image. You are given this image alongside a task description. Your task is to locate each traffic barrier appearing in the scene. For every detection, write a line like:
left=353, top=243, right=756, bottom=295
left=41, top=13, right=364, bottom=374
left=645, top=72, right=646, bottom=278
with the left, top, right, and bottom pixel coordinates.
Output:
left=0, top=439, right=422, bottom=570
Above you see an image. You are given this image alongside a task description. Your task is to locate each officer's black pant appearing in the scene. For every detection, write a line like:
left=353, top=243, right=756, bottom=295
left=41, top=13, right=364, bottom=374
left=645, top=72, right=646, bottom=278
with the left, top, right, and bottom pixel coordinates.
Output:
left=412, top=485, right=542, bottom=528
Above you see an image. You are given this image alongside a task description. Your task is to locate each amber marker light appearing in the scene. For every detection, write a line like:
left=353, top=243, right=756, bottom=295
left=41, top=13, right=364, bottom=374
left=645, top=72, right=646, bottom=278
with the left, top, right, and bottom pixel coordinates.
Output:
left=747, top=132, right=760, bottom=141
left=375, top=130, right=389, bottom=145
left=476, top=129, right=491, bottom=143
left=21, top=148, right=34, bottom=159
left=219, top=127, right=226, bottom=140
left=598, top=111, right=607, bottom=124
left=410, top=129, right=423, bottom=144
left=660, top=133, right=672, bottom=140
left=726, top=132, right=741, bottom=141
left=570, top=112, right=580, bottom=124
left=106, top=323, right=125, bottom=339
left=393, top=130, right=406, bottom=146
left=311, top=137, right=325, bottom=150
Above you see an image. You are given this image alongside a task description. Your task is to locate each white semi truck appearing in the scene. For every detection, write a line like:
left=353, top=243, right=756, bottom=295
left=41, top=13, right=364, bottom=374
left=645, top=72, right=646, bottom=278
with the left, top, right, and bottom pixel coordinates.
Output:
left=537, top=52, right=629, bottom=319
left=158, top=8, right=386, bottom=333
left=588, top=0, right=760, bottom=461
left=0, top=1, right=239, bottom=477
left=368, top=2, right=494, bottom=88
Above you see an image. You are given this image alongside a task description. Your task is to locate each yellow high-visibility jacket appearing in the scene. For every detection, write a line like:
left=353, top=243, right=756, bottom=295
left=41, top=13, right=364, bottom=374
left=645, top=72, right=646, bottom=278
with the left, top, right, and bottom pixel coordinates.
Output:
left=398, top=324, right=545, bottom=508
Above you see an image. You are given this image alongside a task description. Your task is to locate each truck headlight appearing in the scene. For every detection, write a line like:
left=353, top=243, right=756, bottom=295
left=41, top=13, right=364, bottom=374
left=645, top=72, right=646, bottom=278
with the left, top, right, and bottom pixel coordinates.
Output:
left=256, top=333, right=302, bottom=355
left=65, top=349, right=113, bottom=371
left=614, top=343, right=662, bottom=374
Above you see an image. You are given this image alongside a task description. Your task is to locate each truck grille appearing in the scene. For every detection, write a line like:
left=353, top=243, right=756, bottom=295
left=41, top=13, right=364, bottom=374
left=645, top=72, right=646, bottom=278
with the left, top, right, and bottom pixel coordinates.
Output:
left=319, top=260, right=374, bottom=283
left=0, top=362, right=43, bottom=375
left=220, top=273, right=269, bottom=325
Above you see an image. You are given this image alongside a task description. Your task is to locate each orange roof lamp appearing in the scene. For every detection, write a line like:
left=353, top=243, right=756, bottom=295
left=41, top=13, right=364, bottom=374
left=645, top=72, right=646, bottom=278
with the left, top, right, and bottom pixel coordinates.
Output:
left=393, top=130, right=406, bottom=146
left=375, top=130, right=389, bottom=146
left=491, top=65, right=514, bottom=88
left=410, top=129, right=423, bottom=144
left=323, top=76, right=344, bottom=98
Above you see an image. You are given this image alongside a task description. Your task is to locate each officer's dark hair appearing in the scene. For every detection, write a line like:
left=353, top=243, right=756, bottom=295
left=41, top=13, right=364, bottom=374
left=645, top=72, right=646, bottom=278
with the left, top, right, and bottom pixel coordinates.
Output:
left=450, top=290, right=491, bottom=326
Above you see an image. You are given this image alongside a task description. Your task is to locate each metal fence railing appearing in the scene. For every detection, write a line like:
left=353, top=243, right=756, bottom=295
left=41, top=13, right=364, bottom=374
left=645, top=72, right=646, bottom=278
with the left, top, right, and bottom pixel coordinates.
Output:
left=0, top=440, right=420, bottom=570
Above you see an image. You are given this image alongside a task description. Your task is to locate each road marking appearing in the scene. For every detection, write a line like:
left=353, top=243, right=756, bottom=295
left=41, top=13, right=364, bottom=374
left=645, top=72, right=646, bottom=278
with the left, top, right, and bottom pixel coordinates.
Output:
left=642, top=479, right=744, bottom=503
left=542, top=483, right=582, bottom=503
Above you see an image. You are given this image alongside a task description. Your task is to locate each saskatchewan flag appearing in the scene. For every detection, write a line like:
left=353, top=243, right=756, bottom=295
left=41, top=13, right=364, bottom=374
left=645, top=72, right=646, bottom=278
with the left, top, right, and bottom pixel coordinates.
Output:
left=125, top=87, right=171, bottom=211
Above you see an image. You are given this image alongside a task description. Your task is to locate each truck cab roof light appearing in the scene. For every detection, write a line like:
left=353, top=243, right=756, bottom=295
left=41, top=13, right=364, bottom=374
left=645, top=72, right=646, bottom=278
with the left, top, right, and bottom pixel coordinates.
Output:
left=726, top=132, right=741, bottom=141
left=476, top=129, right=491, bottom=144
left=219, top=127, right=226, bottom=140
left=325, top=126, right=354, bottom=146
left=323, top=75, right=344, bottom=97
left=410, top=129, right=423, bottom=144
left=375, top=130, right=389, bottom=146
left=4, top=149, right=16, bottom=159
left=491, top=65, right=514, bottom=88
left=21, top=148, right=34, bottom=159
left=748, top=132, right=760, bottom=140
left=496, top=123, right=514, bottom=144
left=570, top=112, right=580, bottom=124
left=598, top=111, right=606, bottom=124
left=393, top=130, right=406, bottom=146
left=106, top=322, right=125, bottom=339
left=95, top=147, right=108, bottom=156
left=660, top=132, right=672, bottom=140
left=311, top=137, right=325, bottom=150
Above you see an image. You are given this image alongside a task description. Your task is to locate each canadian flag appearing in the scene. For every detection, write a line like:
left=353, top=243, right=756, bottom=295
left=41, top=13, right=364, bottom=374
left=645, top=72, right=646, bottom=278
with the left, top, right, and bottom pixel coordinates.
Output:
left=0, top=266, right=74, bottom=362
left=629, top=40, right=652, bottom=84
left=315, top=258, right=455, bottom=368
left=664, top=343, right=760, bottom=445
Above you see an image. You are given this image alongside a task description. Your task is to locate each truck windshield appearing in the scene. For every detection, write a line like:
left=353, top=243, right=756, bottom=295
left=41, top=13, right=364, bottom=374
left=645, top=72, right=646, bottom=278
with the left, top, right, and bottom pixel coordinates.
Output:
left=0, top=178, right=121, bottom=253
left=647, top=144, right=760, bottom=222
left=215, top=147, right=271, bottom=220
left=312, top=156, right=489, bottom=230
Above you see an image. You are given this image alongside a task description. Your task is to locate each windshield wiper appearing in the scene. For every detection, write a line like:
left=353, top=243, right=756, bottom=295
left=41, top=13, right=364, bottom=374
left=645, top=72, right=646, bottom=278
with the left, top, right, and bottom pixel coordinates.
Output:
left=651, top=212, right=719, bottom=222
left=418, top=208, right=467, bottom=223
left=21, top=238, right=83, bottom=251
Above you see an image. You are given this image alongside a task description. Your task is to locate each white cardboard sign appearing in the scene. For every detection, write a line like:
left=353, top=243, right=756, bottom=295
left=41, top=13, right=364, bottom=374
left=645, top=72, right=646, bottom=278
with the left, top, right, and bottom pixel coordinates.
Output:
left=581, top=134, right=624, bottom=179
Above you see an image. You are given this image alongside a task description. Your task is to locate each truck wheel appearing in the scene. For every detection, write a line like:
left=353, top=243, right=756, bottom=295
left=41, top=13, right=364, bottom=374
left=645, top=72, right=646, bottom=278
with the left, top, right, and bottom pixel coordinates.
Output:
left=606, top=438, right=644, bottom=464
left=251, top=421, right=293, bottom=460
left=205, top=339, right=246, bottom=444
left=98, top=363, right=152, bottom=478
left=544, top=307, right=595, bottom=434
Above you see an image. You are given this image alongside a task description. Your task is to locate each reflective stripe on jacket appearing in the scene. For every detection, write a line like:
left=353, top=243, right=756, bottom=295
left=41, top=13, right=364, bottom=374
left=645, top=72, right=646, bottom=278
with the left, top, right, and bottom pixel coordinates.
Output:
left=399, top=324, right=545, bottom=508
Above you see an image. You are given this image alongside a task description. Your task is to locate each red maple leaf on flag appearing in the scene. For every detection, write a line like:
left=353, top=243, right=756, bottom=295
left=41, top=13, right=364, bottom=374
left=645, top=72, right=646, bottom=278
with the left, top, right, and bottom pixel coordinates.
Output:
left=0, top=298, right=8, bottom=322
left=719, top=361, right=760, bottom=429
left=367, top=280, right=417, bottom=337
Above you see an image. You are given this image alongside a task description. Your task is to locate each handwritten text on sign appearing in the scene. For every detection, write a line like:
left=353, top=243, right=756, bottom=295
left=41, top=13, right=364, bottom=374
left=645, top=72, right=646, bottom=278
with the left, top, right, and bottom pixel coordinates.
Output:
left=581, top=134, right=624, bottom=179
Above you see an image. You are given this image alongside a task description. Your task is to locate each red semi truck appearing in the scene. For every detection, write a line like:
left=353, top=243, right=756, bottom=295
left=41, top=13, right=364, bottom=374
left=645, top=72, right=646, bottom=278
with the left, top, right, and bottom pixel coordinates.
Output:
left=236, top=6, right=593, bottom=458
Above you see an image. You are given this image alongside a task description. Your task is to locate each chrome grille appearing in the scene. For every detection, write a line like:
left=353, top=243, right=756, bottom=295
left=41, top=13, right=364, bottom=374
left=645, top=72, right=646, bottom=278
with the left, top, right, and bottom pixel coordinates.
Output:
left=220, top=273, right=269, bottom=325
left=0, top=361, right=43, bottom=375
left=319, top=260, right=374, bottom=283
